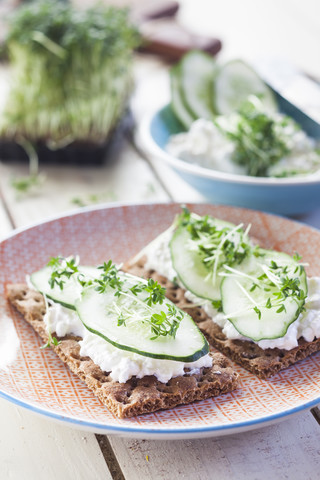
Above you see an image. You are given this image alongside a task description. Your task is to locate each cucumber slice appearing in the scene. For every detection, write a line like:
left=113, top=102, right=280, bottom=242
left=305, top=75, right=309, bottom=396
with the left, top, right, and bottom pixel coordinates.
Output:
left=179, top=50, right=217, bottom=120
left=221, top=249, right=307, bottom=340
left=214, top=59, right=277, bottom=114
left=170, top=65, right=196, bottom=129
left=170, top=217, right=246, bottom=301
left=30, top=265, right=100, bottom=310
left=75, top=286, right=209, bottom=362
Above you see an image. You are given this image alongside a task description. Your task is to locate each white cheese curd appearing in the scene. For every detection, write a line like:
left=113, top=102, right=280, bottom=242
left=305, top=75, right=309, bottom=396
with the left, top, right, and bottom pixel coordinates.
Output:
left=79, top=334, right=212, bottom=384
left=44, top=302, right=86, bottom=338
left=166, top=119, right=246, bottom=175
left=268, top=123, right=320, bottom=177
left=166, top=117, right=320, bottom=178
left=144, top=227, right=177, bottom=282
left=43, top=302, right=212, bottom=384
left=144, top=230, right=320, bottom=350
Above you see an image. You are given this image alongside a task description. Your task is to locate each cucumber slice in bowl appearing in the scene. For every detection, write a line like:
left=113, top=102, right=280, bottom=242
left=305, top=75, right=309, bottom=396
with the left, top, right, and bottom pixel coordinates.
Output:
left=214, top=59, right=277, bottom=114
left=221, top=250, right=308, bottom=341
left=30, top=265, right=100, bottom=310
left=179, top=50, right=217, bottom=121
left=75, top=286, right=209, bottom=362
left=170, top=65, right=196, bottom=129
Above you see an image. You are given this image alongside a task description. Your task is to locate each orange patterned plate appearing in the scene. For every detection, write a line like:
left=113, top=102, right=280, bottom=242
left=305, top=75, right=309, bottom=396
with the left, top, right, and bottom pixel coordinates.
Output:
left=1, top=203, right=320, bottom=439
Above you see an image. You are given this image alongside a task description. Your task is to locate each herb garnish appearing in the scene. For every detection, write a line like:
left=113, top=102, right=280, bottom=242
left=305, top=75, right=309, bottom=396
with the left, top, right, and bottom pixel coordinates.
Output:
left=41, top=332, right=60, bottom=349
left=47, top=257, right=183, bottom=340
left=47, top=256, right=80, bottom=290
left=212, top=300, right=222, bottom=312
left=96, top=261, right=123, bottom=294
left=144, top=279, right=166, bottom=307
left=176, top=207, right=251, bottom=284
left=220, top=256, right=307, bottom=320
left=216, top=97, right=290, bottom=177
left=149, top=304, right=183, bottom=340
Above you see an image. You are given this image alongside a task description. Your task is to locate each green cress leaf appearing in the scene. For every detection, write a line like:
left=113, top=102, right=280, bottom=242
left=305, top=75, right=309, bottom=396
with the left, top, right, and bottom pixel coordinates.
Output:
left=2, top=1, right=140, bottom=144
left=47, top=256, right=183, bottom=341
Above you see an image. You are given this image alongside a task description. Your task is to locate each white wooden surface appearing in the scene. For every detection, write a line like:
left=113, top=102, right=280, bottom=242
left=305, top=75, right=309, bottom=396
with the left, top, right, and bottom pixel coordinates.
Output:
left=0, top=1, right=320, bottom=479
left=0, top=398, right=112, bottom=480
left=108, top=411, right=320, bottom=480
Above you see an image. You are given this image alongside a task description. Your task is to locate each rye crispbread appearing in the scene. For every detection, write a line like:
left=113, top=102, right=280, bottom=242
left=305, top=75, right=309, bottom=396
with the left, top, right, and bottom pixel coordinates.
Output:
left=6, top=283, right=239, bottom=418
left=125, top=256, right=320, bottom=379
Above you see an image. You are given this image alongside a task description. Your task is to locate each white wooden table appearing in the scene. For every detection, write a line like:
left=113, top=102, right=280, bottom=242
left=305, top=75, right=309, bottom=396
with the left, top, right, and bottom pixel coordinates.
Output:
left=1, top=1, right=320, bottom=478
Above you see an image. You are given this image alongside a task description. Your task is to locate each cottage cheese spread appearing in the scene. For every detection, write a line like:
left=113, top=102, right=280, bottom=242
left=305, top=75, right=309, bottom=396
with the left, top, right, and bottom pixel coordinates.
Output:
left=143, top=230, right=320, bottom=351
left=166, top=119, right=246, bottom=175
left=79, top=334, right=212, bottom=384
left=44, top=302, right=86, bottom=338
left=166, top=117, right=320, bottom=178
left=43, top=301, right=212, bottom=384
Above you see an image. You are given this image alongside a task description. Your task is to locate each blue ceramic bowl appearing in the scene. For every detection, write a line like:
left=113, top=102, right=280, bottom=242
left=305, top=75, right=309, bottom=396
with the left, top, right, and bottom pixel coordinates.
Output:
left=138, top=104, right=320, bottom=215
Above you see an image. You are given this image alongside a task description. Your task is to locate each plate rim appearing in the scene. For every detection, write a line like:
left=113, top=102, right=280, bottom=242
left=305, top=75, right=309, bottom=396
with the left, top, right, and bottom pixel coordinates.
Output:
left=1, top=202, right=320, bottom=438
left=1, top=387, right=319, bottom=438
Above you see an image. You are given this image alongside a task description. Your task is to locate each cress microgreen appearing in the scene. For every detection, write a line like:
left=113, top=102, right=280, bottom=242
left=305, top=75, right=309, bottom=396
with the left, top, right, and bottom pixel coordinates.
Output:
left=214, top=97, right=291, bottom=177
left=47, top=256, right=183, bottom=340
left=2, top=0, right=140, bottom=145
left=41, top=333, right=61, bottom=349
left=47, top=256, right=79, bottom=290
left=211, top=299, right=222, bottom=312
left=149, top=304, right=183, bottom=340
left=221, top=256, right=307, bottom=321
left=176, top=207, right=252, bottom=283
left=144, top=279, right=166, bottom=307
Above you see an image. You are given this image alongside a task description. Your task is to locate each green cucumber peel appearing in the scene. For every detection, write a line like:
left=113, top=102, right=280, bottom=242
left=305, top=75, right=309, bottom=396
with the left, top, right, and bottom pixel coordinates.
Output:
left=31, top=257, right=210, bottom=361
left=220, top=249, right=308, bottom=341
left=170, top=209, right=252, bottom=302
left=76, top=287, right=209, bottom=362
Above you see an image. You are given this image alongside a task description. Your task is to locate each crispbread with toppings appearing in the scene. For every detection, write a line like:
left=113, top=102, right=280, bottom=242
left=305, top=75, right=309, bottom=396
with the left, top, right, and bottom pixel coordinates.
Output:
left=125, top=255, right=320, bottom=379
left=7, top=283, right=239, bottom=418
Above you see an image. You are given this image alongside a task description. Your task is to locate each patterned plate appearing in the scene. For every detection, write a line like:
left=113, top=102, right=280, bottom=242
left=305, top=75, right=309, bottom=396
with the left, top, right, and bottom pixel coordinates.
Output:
left=1, top=203, right=320, bottom=439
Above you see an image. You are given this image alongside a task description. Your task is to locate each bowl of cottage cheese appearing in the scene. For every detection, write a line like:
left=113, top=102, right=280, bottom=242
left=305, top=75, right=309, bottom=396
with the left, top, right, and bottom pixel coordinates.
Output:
left=138, top=101, right=320, bottom=215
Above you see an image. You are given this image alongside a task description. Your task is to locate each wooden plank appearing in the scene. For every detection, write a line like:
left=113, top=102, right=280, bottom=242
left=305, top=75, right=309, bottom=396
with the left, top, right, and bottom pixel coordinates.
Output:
left=139, top=149, right=205, bottom=204
left=311, top=406, right=320, bottom=426
left=0, top=198, right=13, bottom=239
left=109, top=410, right=320, bottom=480
left=0, top=398, right=112, bottom=480
left=0, top=140, right=169, bottom=229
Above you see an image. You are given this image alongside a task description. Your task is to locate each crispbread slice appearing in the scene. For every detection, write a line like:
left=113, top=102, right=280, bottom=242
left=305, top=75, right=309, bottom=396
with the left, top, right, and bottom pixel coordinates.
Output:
left=7, top=283, right=239, bottom=418
left=125, top=256, right=320, bottom=379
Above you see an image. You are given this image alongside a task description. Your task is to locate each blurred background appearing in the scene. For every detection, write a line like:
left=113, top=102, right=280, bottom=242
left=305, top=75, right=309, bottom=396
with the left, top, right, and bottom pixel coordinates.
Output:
left=0, top=0, right=320, bottom=220
left=1, top=0, right=319, bottom=73
left=71, top=0, right=320, bottom=77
